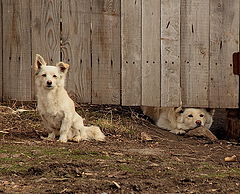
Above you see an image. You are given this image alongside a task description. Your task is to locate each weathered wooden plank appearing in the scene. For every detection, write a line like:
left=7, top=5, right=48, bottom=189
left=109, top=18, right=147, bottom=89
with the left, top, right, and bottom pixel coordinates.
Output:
left=31, top=0, right=60, bottom=98
left=91, top=0, right=120, bottom=104
left=121, top=0, right=142, bottom=106
left=226, top=109, right=240, bottom=140
left=31, top=0, right=60, bottom=64
left=2, top=0, right=31, bottom=101
left=161, top=0, right=181, bottom=107
left=142, top=0, right=161, bottom=106
left=180, top=0, right=210, bottom=107
left=209, top=0, right=239, bottom=108
left=61, top=0, right=91, bottom=103
left=0, top=0, right=2, bottom=101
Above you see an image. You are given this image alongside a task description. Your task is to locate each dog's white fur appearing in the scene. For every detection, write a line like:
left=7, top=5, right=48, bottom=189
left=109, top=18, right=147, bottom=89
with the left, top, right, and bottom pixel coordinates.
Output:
left=34, top=54, right=105, bottom=143
left=141, top=106, right=215, bottom=135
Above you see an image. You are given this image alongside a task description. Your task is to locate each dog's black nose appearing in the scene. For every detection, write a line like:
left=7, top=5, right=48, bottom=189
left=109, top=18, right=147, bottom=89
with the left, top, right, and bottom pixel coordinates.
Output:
left=47, top=80, right=52, bottom=86
left=195, top=120, right=202, bottom=126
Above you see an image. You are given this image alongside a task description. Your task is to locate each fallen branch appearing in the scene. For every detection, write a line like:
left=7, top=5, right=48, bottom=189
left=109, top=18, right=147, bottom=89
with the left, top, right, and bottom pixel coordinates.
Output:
left=186, top=126, right=218, bottom=141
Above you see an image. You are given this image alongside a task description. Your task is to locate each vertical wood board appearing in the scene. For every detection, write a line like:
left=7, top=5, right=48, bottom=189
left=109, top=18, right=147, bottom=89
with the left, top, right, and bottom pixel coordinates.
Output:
left=142, top=0, right=161, bottom=106
left=121, top=0, right=142, bottom=106
left=180, top=0, right=210, bottom=107
left=2, top=0, right=32, bottom=101
left=31, top=0, right=60, bottom=64
left=91, top=0, right=121, bottom=104
left=209, top=0, right=239, bottom=108
left=31, top=0, right=60, bottom=99
left=0, top=0, right=2, bottom=101
left=160, top=0, right=181, bottom=107
left=61, top=0, right=91, bottom=103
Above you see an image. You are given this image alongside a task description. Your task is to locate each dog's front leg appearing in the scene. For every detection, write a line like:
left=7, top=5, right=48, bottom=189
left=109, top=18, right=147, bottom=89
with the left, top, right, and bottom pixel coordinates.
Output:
left=59, top=118, right=72, bottom=143
left=41, top=117, right=56, bottom=140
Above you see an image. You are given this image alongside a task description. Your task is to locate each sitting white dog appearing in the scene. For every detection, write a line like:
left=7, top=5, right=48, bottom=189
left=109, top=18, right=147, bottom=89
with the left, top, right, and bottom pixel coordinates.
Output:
left=141, top=106, right=215, bottom=135
left=34, top=54, right=105, bottom=142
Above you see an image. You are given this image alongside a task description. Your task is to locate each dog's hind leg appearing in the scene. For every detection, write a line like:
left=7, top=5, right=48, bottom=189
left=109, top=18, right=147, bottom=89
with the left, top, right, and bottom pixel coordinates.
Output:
left=71, top=113, right=85, bottom=142
left=72, top=113, right=105, bottom=141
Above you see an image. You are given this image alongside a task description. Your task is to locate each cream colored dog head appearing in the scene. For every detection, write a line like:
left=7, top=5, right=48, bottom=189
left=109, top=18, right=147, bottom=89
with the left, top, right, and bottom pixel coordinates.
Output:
left=34, top=54, right=69, bottom=90
left=175, top=108, right=215, bottom=130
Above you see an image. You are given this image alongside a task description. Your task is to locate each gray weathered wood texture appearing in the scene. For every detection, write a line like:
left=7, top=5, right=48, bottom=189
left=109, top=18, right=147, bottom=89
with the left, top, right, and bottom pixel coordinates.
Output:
left=0, top=0, right=239, bottom=108
left=61, top=0, right=91, bottom=103
left=121, top=0, right=142, bottom=106
left=142, top=0, right=161, bottom=106
left=31, top=0, right=60, bottom=65
left=91, top=0, right=121, bottom=104
left=181, top=0, right=210, bottom=107
left=0, top=0, right=2, bottom=101
left=2, top=0, right=32, bottom=101
left=209, top=0, right=239, bottom=108
left=161, top=0, right=181, bottom=107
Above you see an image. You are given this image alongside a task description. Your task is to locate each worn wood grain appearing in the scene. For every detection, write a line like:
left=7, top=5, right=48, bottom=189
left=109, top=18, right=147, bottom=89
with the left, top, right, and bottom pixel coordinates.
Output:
left=161, top=0, right=181, bottom=107
left=31, top=0, right=60, bottom=65
left=61, top=0, right=91, bottom=103
left=121, top=0, right=142, bottom=106
left=0, top=0, right=2, bottom=101
left=0, top=0, right=239, bottom=108
left=141, top=0, right=161, bottom=106
left=2, top=0, right=32, bottom=101
left=91, top=0, right=121, bottom=104
left=31, top=0, right=60, bottom=99
left=209, top=0, right=239, bottom=108
left=180, top=0, right=210, bottom=107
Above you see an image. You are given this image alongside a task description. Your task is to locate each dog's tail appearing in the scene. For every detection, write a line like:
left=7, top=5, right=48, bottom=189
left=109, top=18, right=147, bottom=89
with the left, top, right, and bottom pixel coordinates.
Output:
left=82, top=125, right=105, bottom=141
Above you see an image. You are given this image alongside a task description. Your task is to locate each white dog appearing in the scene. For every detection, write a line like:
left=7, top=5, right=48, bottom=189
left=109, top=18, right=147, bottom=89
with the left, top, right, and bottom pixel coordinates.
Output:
left=34, top=54, right=105, bottom=143
left=141, top=106, right=215, bottom=135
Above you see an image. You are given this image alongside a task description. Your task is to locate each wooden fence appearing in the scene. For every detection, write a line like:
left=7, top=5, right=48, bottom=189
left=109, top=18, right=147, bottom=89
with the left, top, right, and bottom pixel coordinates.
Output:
left=0, top=0, right=239, bottom=108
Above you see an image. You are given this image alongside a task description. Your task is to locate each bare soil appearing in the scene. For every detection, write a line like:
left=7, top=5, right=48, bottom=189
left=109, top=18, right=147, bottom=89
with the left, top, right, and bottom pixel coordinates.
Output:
left=0, top=103, right=240, bottom=194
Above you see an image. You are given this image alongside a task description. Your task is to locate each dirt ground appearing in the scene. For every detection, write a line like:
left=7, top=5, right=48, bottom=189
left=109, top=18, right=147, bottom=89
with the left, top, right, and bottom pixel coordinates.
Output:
left=0, top=103, right=240, bottom=194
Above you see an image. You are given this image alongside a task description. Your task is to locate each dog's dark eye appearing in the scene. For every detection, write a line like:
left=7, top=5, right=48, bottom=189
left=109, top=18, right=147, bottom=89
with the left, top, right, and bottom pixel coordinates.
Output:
left=188, top=114, right=193, bottom=118
left=200, top=114, right=204, bottom=117
left=53, top=75, right=57, bottom=78
left=42, top=74, right=46, bottom=77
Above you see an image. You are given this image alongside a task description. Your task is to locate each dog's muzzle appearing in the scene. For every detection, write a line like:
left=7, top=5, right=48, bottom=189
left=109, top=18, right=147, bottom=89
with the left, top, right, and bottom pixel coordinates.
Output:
left=195, top=120, right=202, bottom=126
left=45, top=80, right=54, bottom=89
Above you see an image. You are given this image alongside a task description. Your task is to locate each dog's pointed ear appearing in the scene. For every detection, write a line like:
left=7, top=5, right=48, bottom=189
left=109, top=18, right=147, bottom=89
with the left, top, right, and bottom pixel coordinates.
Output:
left=56, top=62, right=70, bottom=73
left=206, top=108, right=215, bottom=116
left=175, top=107, right=184, bottom=113
left=34, top=54, right=46, bottom=73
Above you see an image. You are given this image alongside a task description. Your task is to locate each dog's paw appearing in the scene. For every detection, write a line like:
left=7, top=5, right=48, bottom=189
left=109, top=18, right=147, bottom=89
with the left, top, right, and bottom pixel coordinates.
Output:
left=177, top=130, right=186, bottom=135
left=170, top=129, right=186, bottom=135
left=47, top=132, right=56, bottom=140
left=58, top=135, right=68, bottom=143
left=88, top=126, right=106, bottom=141
left=72, top=135, right=82, bottom=142
left=94, top=133, right=106, bottom=141
left=40, top=136, right=55, bottom=141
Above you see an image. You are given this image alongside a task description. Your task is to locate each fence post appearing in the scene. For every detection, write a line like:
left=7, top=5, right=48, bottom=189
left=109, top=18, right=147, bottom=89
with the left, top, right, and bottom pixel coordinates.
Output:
left=225, top=52, right=240, bottom=141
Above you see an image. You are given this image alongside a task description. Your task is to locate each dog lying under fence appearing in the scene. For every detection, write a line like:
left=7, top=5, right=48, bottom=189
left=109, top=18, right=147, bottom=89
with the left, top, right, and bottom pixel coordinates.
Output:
left=34, top=54, right=105, bottom=143
left=141, top=106, right=215, bottom=135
